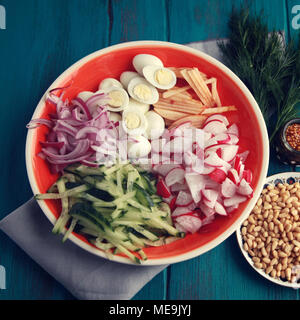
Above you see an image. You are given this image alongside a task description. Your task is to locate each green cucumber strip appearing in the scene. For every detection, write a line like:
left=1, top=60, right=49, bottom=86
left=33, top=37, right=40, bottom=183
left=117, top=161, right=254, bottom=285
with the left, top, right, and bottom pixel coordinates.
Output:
left=36, top=184, right=90, bottom=200
left=62, top=218, right=78, bottom=243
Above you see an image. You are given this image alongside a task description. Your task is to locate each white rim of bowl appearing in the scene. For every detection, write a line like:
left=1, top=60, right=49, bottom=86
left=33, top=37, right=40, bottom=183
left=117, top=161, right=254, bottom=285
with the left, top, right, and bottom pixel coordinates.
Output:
left=236, top=172, right=300, bottom=289
left=25, top=40, right=270, bottom=266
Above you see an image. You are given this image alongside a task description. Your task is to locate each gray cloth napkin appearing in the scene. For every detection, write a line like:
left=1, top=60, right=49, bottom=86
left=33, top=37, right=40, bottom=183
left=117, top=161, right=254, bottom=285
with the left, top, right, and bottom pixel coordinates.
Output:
left=0, top=41, right=223, bottom=300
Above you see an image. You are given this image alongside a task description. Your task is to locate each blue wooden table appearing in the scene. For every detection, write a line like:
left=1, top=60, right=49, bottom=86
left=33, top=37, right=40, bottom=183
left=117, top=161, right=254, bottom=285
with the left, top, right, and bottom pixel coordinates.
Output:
left=0, top=0, right=299, bottom=300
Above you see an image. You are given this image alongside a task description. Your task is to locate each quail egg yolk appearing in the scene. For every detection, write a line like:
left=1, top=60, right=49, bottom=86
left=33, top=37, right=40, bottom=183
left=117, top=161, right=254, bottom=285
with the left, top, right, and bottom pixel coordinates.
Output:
left=154, top=69, right=173, bottom=86
left=108, top=90, right=124, bottom=107
left=133, top=84, right=152, bottom=101
left=124, top=112, right=141, bottom=130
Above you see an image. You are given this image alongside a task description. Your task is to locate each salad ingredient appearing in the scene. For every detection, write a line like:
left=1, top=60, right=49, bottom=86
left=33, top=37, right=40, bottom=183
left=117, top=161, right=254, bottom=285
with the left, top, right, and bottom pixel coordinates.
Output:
left=36, top=162, right=184, bottom=264
left=133, top=54, right=164, bottom=75
left=219, top=7, right=300, bottom=144
left=77, top=91, right=94, bottom=102
left=120, top=71, right=139, bottom=89
left=126, top=98, right=150, bottom=114
left=27, top=91, right=115, bottom=173
left=127, top=77, right=159, bottom=105
left=143, top=66, right=176, bottom=90
left=144, top=111, right=165, bottom=140
left=104, top=86, right=129, bottom=112
left=285, top=123, right=300, bottom=151
left=154, top=113, right=253, bottom=234
left=241, top=182, right=300, bottom=283
left=122, top=109, right=148, bottom=136
left=99, top=78, right=123, bottom=90
left=127, top=135, right=151, bottom=159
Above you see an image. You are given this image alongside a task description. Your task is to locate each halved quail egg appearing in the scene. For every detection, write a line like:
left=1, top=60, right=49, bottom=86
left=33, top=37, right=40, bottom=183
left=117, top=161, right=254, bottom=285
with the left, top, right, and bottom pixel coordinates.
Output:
left=124, top=98, right=150, bottom=114
left=105, top=86, right=129, bottom=112
left=127, top=77, right=159, bottom=105
left=127, top=135, right=151, bottom=159
left=122, top=109, right=148, bottom=136
left=99, top=78, right=123, bottom=90
left=120, top=71, right=139, bottom=89
left=132, top=54, right=164, bottom=75
left=143, top=66, right=176, bottom=90
left=144, top=111, right=165, bottom=140
left=77, top=91, right=94, bottom=101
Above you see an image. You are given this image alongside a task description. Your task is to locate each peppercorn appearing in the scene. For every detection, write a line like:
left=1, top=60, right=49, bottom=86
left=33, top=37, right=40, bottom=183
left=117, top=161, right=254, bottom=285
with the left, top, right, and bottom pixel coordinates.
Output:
left=285, top=123, right=300, bottom=152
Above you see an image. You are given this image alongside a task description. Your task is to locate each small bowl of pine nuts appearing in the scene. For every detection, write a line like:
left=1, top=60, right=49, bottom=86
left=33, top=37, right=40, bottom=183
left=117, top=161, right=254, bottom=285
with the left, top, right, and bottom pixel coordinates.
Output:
left=236, top=172, right=300, bottom=289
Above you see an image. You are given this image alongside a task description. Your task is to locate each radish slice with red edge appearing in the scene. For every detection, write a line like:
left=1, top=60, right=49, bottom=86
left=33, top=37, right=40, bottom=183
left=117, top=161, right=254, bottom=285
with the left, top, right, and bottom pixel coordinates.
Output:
left=175, top=191, right=194, bottom=207
left=223, top=195, right=247, bottom=207
left=227, top=168, right=240, bottom=184
left=215, top=201, right=227, bottom=216
left=156, top=177, right=171, bottom=198
left=209, top=167, right=227, bottom=183
left=165, top=167, right=185, bottom=187
left=205, top=114, right=229, bottom=127
left=174, top=214, right=202, bottom=234
left=203, top=120, right=227, bottom=134
left=237, top=178, right=253, bottom=197
left=185, top=173, right=205, bottom=203
left=227, top=123, right=239, bottom=136
left=221, top=178, right=237, bottom=198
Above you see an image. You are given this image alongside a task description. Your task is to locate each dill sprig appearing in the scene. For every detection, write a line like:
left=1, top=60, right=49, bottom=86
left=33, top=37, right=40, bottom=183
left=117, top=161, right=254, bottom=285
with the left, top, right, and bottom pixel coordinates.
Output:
left=218, top=8, right=300, bottom=144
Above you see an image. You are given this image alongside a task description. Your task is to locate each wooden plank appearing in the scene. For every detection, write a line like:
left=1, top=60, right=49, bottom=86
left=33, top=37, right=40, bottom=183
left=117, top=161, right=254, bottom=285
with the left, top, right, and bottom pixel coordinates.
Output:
left=109, top=0, right=169, bottom=300
left=0, top=0, right=109, bottom=300
left=166, top=0, right=296, bottom=300
left=110, top=0, right=168, bottom=44
left=168, top=0, right=288, bottom=44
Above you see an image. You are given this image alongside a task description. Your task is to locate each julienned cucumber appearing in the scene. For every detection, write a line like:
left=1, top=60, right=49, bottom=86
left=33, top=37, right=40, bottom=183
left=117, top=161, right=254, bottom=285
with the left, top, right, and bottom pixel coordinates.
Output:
left=35, top=162, right=185, bottom=263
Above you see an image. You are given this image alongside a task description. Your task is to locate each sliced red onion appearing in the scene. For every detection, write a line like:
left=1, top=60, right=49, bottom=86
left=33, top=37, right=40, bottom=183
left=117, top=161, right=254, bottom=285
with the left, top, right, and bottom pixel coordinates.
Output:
left=72, top=97, right=92, bottom=120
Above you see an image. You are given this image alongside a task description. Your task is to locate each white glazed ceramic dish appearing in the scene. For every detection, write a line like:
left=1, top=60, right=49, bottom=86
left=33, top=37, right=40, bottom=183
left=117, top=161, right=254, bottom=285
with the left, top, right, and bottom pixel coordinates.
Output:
left=25, top=41, right=270, bottom=265
left=236, top=172, right=300, bottom=289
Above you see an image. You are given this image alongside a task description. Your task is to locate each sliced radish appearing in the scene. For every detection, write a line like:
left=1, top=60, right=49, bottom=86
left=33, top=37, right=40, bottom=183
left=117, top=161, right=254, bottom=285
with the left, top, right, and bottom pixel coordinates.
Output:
left=175, top=215, right=202, bottom=234
left=156, top=177, right=171, bottom=198
left=170, top=182, right=189, bottom=193
left=223, top=195, right=247, bottom=207
left=228, top=134, right=239, bottom=145
left=172, top=207, right=194, bottom=217
left=227, top=168, right=240, bottom=184
left=153, top=162, right=181, bottom=176
left=215, top=201, right=227, bottom=216
left=165, top=167, right=185, bottom=187
left=242, top=169, right=253, bottom=184
left=199, top=202, right=215, bottom=217
left=201, top=165, right=215, bottom=175
left=201, top=189, right=218, bottom=208
left=226, top=205, right=238, bottom=213
left=209, top=167, right=227, bottom=184
left=175, top=191, right=194, bottom=207
left=205, top=114, right=229, bottom=127
left=185, top=173, right=205, bottom=203
left=151, top=138, right=166, bottom=153
left=172, top=121, right=192, bottom=136
left=203, top=120, right=227, bottom=134
left=204, top=137, right=218, bottom=148
left=227, top=123, right=239, bottom=136
left=238, top=163, right=245, bottom=180
left=221, top=145, right=239, bottom=162
left=238, top=150, right=250, bottom=162
left=214, top=133, right=231, bottom=144
left=221, top=178, right=237, bottom=198
left=237, top=178, right=253, bottom=197
left=204, top=152, right=231, bottom=170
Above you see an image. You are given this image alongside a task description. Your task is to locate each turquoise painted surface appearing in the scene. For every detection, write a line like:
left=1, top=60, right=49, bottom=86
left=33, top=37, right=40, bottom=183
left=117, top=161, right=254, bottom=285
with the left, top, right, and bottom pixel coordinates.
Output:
left=0, top=0, right=298, bottom=300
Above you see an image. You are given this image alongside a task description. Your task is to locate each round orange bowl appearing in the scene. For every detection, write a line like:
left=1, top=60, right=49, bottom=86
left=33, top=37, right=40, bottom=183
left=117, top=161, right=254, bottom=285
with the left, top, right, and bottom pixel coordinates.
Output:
left=25, top=41, right=269, bottom=265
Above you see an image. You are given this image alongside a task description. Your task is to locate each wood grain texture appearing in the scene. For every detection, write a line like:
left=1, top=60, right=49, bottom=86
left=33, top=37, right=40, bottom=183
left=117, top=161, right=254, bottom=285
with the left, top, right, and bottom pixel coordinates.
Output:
left=0, top=0, right=109, bottom=300
left=0, top=0, right=298, bottom=300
